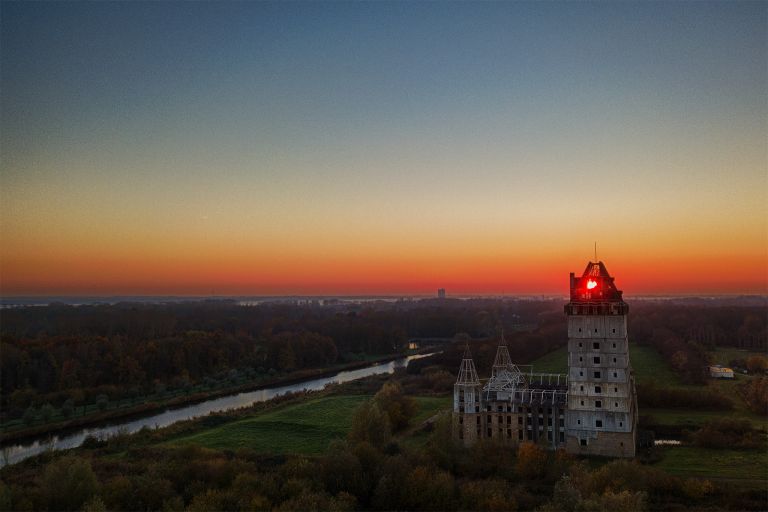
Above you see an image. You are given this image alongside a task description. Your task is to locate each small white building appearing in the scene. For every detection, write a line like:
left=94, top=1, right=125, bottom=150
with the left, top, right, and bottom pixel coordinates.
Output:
left=709, top=365, right=735, bottom=379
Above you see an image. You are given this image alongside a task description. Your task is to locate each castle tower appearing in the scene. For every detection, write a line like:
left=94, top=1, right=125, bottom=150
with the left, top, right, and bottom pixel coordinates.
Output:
left=564, top=261, right=637, bottom=457
left=453, top=345, right=482, bottom=445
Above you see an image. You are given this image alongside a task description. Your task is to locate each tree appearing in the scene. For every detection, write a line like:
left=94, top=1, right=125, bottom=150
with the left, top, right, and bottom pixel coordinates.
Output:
left=40, top=403, right=55, bottom=423
left=96, top=394, right=109, bottom=411
left=62, top=398, right=75, bottom=418
left=38, top=455, right=99, bottom=511
left=373, top=381, right=417, bottom=431
left=515, top=442, right=547, bottom=479
left=746, top=355, right=768, bottom=373
left=348, top=401, right=391, bottom=448
left=22, top=405, right=37, bottom=426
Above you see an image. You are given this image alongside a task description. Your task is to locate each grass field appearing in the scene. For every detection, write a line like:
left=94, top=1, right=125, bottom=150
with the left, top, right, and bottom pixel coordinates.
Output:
left=168, top=394, right=451, bottom=454
left=653, top=445, right=768, bottom=484
left=708, top=347, right=765, bottom=366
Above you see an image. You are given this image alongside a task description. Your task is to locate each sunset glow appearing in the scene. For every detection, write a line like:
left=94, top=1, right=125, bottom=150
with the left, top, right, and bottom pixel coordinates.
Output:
left=1, top=2, right=766, bottom=297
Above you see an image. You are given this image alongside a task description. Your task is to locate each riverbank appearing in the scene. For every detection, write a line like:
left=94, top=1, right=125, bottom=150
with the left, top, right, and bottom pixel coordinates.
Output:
left=0, top=347, right=439, bottom=445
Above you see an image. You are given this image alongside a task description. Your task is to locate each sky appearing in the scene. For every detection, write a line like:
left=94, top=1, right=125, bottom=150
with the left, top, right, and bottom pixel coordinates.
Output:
left=1, top=1, right=766, bottom=296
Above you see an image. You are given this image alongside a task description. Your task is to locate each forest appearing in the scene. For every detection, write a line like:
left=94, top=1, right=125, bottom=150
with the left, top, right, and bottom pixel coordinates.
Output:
left=1, top=299, right=765, bottom=424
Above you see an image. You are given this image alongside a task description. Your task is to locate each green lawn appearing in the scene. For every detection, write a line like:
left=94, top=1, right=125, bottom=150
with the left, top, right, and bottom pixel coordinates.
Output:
left=168, top=394, right=451, bottom=454
left=531, top=346, right=568, bottom=374
left=653, top=445, right=768, bottom=484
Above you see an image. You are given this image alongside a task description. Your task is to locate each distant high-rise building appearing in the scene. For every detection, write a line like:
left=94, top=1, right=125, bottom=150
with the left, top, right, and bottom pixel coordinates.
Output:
left=438, top=288, right=446, bottom=299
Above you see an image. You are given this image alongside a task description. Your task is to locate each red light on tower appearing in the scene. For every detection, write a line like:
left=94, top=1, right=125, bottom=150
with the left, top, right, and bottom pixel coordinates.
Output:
left=586, top=279, right=598, bottom=290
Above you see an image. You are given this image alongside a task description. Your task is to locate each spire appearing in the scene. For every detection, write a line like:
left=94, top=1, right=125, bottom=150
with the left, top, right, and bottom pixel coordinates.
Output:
left=492, top=328, right=513, bottom=376
left=456, top=344, right=480, bottom=385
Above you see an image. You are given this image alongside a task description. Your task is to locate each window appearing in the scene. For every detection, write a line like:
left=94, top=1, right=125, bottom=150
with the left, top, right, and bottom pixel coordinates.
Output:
left=596, top=420, right=603, bottom=428
left=579, top=356, right=583, bottom=362
left=593, top=342, right=600, bottom=349
left=487, top=415, right=492, bottom=423
left=580, top=400, right=584, bottom=406
left=560, top=432, right=565, bottom=442
left=579, top=371, right=583, bottom=377
left=578, top=328, right=582, bottom=333
left=507, top=429, right=511, bottom=438
left=615, top=402, right=618, bottom=408
left=578, top=342, right=582, bottom=347
left=487, top=405, right=491, bottom=412
left=613, top=372, right=617, bottom=378
left=612, top=343, right=616, bottom=348
left=527, top=431, right=532, bottom=440
left=619, top=422, right=623, bottom=427
left=475, top=406, right=480, bottom=412
left=559, top=418, right=564, bottom=427
left=547, top=418, right=552, bottom=426
left=595, top=400, right=602, bottom=408
left=487, top=428, right=492, bottom=437
left=593, top=357, right=600, bottom=364
left=497, top=405, right=503, bottom=412
left=459, top=406, right=464, bottom=413
left=577, top=419, right=581, bottom=425
left=476, top=417, right=481, bottom=425
left=547, top=432, right=552, bottom=441
left=593, top=371, right=601, bottom=378
left=580, top=385, right=584, bottom=391
left=518, top=430, right=523, bottom=440
left=580, top=439, right=587, bottom=446
left=614, top=387, right=618, bottom=393
left=548, top=408, right=552, bottom=415
left=595, top=386, right=602, bottom=393
left=507, top=416, right=512, bottom=424
left=594, top=328, right=598, bottom=333
left=613, top=358, right=617, bottom=363
left=538, top=417, right=544, bottom=426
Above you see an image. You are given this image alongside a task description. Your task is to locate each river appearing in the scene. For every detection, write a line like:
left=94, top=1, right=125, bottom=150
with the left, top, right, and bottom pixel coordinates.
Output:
left=1, top=352, right=436, bottom=468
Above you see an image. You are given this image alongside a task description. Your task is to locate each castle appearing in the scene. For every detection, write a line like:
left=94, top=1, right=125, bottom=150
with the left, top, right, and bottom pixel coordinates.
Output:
left=452, top=260, right=638, bottom=457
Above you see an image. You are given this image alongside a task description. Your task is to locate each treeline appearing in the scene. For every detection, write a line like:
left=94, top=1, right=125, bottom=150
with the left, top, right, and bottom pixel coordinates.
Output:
left=1, top=383, right=764, bottom=512
left=628, top=303, right=766, bottom=384
left=0, top=300, right=562, bottom=415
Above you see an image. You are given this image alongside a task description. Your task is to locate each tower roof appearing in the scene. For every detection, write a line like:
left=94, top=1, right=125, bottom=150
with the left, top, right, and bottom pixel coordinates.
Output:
left=456, top=345, right=480, bottom=385
left=569, top=260, right=624, bottom=303
left=492, top=330, right=513, bottom=376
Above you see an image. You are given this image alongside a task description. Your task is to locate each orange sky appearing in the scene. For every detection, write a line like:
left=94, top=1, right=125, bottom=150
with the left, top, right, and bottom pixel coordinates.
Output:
left=1, top=2, right=766, bottom=296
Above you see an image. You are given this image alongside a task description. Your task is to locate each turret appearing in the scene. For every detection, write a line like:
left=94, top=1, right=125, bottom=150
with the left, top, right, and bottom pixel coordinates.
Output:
left=453, top=345, right=482, bottom=445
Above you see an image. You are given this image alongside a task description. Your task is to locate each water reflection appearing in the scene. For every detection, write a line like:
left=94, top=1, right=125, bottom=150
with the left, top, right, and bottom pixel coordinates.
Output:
left=1, top=353, right=435, bottom=467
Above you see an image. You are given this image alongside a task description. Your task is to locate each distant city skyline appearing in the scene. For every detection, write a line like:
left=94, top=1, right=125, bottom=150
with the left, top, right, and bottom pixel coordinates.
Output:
left=1, top=1, right=766, bottom=296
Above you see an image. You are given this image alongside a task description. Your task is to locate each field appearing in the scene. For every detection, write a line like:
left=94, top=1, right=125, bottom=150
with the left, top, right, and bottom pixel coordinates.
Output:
left=653, top=445, right=768, bottom=485
left=168, top=394, right=450, bottom=454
